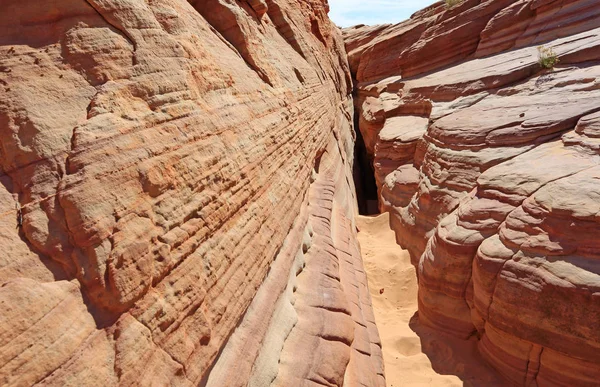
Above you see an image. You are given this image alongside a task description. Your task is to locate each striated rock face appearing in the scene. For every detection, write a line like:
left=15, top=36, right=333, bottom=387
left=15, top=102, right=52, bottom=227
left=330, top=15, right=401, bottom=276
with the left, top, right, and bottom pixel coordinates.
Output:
left=0, top=0, right=384, bottom=385
left=346, top=0, right=600, bottom=385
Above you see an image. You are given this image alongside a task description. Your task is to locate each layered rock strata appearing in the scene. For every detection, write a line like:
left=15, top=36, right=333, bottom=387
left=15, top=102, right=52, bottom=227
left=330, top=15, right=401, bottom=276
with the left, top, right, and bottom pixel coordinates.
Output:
left=345, top=0, right=600, bottom=385
left=0, top=0, right=384, bottom=385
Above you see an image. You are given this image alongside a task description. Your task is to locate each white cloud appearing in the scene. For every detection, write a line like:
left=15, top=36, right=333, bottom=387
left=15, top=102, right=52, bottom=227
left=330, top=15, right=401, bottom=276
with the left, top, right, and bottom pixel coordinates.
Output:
left=328, top=0, right=438, bottom=27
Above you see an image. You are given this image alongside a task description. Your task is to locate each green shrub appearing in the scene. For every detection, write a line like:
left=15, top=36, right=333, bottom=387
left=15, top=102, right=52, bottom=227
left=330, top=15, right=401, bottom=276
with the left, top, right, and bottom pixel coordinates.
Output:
left=446, top=0, right=463, bottom=8
left=538, top=46, right=560, bottom=69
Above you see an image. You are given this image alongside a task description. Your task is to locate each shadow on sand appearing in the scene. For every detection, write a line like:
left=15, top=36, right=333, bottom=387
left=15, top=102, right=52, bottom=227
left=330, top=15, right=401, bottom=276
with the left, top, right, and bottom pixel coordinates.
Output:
left=409, top=312, right=506, bottom=387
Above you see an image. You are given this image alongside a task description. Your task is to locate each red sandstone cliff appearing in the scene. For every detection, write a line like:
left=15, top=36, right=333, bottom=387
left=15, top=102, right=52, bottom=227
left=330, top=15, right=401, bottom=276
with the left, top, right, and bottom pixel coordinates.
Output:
left=0, top=0, right=384, bottom=385
left=3, top=0, right=599, bottom=385
left=345, top=0, right=600, bottom=385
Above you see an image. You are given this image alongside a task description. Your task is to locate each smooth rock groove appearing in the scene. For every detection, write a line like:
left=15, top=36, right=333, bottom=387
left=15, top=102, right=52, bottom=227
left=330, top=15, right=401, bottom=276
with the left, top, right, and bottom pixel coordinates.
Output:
left=345, top=0, right=600, bottom=385
left=0, top=0, right=384, bottom=385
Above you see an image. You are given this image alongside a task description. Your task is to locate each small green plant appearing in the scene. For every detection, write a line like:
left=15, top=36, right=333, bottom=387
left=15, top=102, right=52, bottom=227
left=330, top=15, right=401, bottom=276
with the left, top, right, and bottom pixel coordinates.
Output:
left=445, top=0, right=463, bottom=8
left=538, top=46, right=560, bottom=69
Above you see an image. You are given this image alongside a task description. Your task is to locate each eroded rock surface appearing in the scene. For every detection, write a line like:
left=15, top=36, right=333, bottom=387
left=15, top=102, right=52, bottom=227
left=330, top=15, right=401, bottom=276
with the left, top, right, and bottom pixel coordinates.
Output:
left=0, top=0, right=384, bottom=385
left=345, top=0, right=600, bottom=385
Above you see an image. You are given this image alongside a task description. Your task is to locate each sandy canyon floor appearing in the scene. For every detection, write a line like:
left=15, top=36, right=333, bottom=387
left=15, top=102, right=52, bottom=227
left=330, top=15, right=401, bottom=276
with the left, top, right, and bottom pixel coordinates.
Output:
left=357, top=213, right=504, bottom=387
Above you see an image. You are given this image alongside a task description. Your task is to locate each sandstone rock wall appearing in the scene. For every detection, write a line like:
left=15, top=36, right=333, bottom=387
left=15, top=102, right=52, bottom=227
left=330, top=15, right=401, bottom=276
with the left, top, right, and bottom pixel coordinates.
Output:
left=345, top=0, right=600, bottom=385
left=0, top=0, right=384, bottom=385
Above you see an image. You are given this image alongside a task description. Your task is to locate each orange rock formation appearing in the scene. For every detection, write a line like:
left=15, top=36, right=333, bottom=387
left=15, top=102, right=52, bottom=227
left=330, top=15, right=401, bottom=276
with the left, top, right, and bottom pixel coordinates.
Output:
left=345, top=0, right=600, bottom=385
left=0, top=0, right=384, bottom=385
left=2, top=0, right=600, bottom=385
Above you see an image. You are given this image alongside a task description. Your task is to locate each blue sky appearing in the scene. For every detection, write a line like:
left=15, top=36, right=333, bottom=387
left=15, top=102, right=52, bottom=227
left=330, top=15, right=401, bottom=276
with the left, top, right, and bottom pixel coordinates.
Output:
left=328, top=0, right=438, bottom=27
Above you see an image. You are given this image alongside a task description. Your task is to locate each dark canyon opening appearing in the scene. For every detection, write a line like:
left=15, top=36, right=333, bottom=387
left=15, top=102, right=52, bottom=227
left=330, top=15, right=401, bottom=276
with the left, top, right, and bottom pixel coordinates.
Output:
left=352, top=106, right=379, bottom=215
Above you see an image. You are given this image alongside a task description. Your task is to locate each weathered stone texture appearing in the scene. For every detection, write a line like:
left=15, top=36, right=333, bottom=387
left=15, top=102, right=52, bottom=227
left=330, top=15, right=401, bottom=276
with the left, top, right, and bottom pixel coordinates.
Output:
left=0, top=0, right=383, bottom=385
left=345, top=0, right=600, bottom=385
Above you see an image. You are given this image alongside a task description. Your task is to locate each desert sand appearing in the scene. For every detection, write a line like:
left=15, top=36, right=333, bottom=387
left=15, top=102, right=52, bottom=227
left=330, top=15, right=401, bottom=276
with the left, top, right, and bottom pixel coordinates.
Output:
left=357, top=213, right=503, bottom=387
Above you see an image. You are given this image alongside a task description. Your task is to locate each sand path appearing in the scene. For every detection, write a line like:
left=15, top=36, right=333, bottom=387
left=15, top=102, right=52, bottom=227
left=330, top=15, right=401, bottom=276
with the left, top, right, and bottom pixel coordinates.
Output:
left=357, top=213, right=504, bottom=387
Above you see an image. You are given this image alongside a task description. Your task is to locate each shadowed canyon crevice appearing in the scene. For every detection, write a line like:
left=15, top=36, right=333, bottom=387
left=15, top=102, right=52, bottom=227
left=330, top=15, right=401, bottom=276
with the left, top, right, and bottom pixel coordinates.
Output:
left=0, top=0, right=599, bottom=386
left=352, top=103, right=380, bottom=216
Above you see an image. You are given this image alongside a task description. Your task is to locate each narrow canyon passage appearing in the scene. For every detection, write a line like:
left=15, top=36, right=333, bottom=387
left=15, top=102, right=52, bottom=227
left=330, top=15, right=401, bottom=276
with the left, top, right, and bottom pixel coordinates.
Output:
left=356, top=213, right=503, bottom=387
left=2, top=0, right=600, bottom=385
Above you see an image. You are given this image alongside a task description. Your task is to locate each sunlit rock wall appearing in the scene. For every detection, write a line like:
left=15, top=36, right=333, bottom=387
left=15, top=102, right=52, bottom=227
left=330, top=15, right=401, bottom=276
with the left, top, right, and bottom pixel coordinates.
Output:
left=0, top=0, right=384, bottom=385
left=345, top=0, right=600, bottom=385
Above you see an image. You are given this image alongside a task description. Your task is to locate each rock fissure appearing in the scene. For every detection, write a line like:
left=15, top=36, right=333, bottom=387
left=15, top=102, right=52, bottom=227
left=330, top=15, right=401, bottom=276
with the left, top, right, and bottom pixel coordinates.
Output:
left=83, top=0, right=137, bottom=53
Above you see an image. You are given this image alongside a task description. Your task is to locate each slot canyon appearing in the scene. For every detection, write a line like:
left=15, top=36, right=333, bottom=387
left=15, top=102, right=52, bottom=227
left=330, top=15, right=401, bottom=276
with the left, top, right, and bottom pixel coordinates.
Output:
left=0, top=0, right=599, bottom=386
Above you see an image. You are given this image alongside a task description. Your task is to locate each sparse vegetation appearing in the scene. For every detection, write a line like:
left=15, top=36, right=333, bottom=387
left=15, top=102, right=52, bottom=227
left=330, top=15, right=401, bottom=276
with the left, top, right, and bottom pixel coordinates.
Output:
left=538, top=46, right=560, bottom=69
left=445, top=0, right=463, bottom=8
